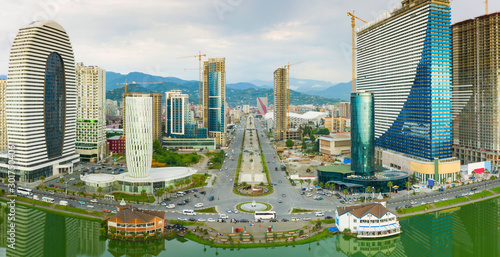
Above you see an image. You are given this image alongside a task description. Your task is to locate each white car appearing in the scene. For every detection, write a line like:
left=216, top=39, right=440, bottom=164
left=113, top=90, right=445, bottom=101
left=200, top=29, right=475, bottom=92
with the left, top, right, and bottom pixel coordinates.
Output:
left=306, top=193, right=313, bottom=197
left=219, top=214, right=229, bottom=219
left=166, top=204, right=176, bottom=209
left=207, top=218, right=216, bottom=222
left=421, top=201, right=426, bottom=205
left=197, top=218, right=206, bottom=222
left=90, top=199, right=98, bottom=203
left=69, top=178, right=75, bottom=181
left=177, top=217, right=187, bottom=221
left=195, top=203, right=204, bottom=208
left=315, top=212, right=324, bottom=217
left=411, top=201, right=418, bottom=205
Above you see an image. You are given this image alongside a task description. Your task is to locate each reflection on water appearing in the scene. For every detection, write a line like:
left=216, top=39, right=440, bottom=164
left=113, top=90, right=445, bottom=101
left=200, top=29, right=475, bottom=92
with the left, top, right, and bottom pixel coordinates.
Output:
left=0, top=197, right=498, bottom=256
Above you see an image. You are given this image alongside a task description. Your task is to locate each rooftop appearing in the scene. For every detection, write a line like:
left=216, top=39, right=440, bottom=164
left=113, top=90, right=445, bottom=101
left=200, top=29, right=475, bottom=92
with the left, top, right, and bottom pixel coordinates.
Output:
left=317, top=165, right=354, bottom=174
left=337, top=203, right=393, bottom=219
left=110, top=208, right=165, bottom=223
left=82, top=167, right=197, bottom=184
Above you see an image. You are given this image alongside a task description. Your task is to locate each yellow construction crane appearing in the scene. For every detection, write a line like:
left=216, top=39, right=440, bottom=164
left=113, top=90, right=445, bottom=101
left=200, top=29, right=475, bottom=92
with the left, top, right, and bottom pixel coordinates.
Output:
left=177, top=51, right=207, bottom=111
left=347, top=11, right=367, bottom=92
left=117, top=79, right=164, bottom=94
left=283, top=61, right=304, bottom=139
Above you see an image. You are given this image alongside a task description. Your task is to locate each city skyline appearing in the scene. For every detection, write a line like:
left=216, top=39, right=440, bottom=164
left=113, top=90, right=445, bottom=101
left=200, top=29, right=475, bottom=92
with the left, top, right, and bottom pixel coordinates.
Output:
left=0, top=0, right=498, bottom=85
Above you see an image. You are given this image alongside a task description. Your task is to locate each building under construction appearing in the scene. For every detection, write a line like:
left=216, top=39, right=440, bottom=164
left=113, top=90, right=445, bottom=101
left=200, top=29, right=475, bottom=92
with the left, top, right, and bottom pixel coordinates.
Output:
left=452, top=12, right=500, bottom=170
left=123, top=92, right=162, bottom=141
left=273, top=67, right=288, bottom=141
left=203, top=58, right=227, bottom=147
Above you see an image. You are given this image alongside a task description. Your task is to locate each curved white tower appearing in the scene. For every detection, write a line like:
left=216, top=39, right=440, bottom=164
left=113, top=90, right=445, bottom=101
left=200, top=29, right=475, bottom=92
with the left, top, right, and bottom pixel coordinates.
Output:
left=125, top=95, right=153, bottom=178
left=3, top=20, right=79, bottom=182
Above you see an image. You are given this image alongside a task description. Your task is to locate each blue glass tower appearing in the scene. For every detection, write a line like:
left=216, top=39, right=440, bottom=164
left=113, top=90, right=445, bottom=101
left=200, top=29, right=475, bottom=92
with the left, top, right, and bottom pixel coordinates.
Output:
left=165, top=91, right=207, bottom=138
left=351, top=92, right=375, bottom=176
left=357, top=0, right=452, bottom=161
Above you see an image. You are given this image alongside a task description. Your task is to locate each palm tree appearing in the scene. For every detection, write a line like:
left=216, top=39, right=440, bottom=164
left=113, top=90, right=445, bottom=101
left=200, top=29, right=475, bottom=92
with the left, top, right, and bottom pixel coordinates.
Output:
left=456, top=173, right=462, bottom=182
left=185, top=178, right=191, bottom=187
left=299, top=179, right=304, bottom=188
left=366, top=186, right=373, bottom=201
left=40, top=176, right=45, bottom=187
left=472, top=170, right=476, bottom=179
left=306, top=179, right=312, bottom=187
left=329, top=183, right=334, bottom=192
left=58, top=178, right=65, bottom=190
left=174, top=181, right=181, bottom=189
left=155, top=188, right=163, bottom=203
left=168, top=185, right=174, bottom=197
left=387, top=181, right=393, bottom=198
left=405, top=182, right=412, bottom=199
left=343, top=189, right=348, bottom=199
left=75, top=182, right=83, bottom=193
left=143, top=231, right=148, bottom=239
left=319, top=182, right=324, bottom=188
left=141, top=189, right=147, bottom=204
left=313, top=180, right=318, bottom=187
left=120, top=230, right=126, bottom=238
left=325, top=182, right=330, bottom=190
left=97, top=187, right=103, bottom=196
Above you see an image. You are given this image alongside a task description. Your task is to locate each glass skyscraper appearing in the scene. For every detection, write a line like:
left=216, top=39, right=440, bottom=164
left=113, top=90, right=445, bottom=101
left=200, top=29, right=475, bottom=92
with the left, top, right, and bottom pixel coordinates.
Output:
left=356, top=0, right=452, bottom=161
left=165, top=90, right=207, bottom=138
left=351, top=92, right=375, bottom=176
left=203, top=58, right=226, bottom=146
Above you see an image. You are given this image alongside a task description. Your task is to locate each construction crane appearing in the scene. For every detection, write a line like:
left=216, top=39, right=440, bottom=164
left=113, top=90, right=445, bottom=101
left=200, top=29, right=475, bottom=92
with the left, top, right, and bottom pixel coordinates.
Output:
left=117, top=79, right=164, bottom=94
left=177, top=51, right=207, bottom=111
left=283, top=61, right=304, bottom=139
left=347, top=11, right=367, bottom=92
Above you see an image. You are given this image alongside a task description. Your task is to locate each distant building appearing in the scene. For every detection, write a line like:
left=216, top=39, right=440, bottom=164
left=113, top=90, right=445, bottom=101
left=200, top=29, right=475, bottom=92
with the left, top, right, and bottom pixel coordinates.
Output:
left=123, top=92, right=162, bottom=141
left=203, top=58, right=227, bottom=147
left=452, top=12, right=500, bottom=170
left=0, top=80, right=6, bottom=152
left=106, top=99, right=118, bottom=117
left=335, top=200, right=401, bottom=238
left=0, top=20, right=79, bottom=182
left=257, top=97, right=268, bottom=115
left=76, top=62, right=107, bottom=162
left=229, top=109, right=241, bottom=123
left=162, top=138, right=216, bottom=150
left=325, top=117, right=350, bottom=133
left=243, top=105, right=250, bottom=114
left=273, top=67, right=288, bottom=140
left=108, top=136, right=125, bottom=155
left=318, top=133, right=351, bottom=156
left=165, top=90, right=207, bottom=138
left=335, top=102, right=351, bottom=118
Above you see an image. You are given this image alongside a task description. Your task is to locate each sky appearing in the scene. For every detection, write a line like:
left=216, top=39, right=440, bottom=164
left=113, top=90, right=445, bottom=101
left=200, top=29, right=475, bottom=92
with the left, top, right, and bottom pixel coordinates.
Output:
left=0, top=0, right=498, bottom=84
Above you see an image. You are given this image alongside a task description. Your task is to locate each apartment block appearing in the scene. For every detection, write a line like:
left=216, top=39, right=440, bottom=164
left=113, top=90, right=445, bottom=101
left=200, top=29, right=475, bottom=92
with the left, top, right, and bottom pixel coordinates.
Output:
left=452, top=12, right=500, bottom=170
left=0, top=80, right=6, bottom=151
left=273, top=67, right=288, bottom=141
left=203, top=58, right=227, bottom=147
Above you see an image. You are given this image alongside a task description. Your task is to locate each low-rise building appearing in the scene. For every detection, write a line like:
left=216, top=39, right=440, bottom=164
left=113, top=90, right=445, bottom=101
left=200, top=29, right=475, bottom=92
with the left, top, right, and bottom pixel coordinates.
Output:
left=319, top=133, right=351, bottom=156
left=108, top=136, right=125, bottom=154
left=335, top=200, right=401, bottom=238
left=107, top=200, right=165, bottom=237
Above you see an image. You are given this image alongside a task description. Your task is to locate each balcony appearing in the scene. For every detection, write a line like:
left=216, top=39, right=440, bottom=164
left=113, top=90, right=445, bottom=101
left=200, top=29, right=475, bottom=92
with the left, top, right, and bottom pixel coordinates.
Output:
left=357, top=224, right=402, bottom=238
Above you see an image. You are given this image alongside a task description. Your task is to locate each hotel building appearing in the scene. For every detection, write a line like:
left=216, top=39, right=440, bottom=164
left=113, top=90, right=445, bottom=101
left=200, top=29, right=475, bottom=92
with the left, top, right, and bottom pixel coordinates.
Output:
left=452, top=12, right=500, bottom=170
left=75, top=62, right=106, bottom=162
left=0, top=21, right=79, bottom=182
left=356, top=0, right=460, bottom=182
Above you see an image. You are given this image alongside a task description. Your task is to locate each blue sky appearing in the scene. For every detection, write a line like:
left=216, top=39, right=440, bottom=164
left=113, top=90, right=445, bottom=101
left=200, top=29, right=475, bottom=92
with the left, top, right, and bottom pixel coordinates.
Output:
left=0, top=0, right=497, bottom=83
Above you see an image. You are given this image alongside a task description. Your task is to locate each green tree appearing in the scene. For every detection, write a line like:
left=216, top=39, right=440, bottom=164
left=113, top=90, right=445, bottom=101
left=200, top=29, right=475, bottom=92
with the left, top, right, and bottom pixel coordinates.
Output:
left=155, top=188, right=164, bottom=203
left=387, top=181, right=393, bottom=198
left=58, top=178, right=65, bottom=189
left=456, top=173, right=462, bottom=182
left=301, top=141, right=307, bottom=150
left=75, top=182, right=83, bottom=193
left=299, top=179, right=304, bottom=188
left=306, top=179, right=312, bottom=187
left=143, top=231, right=148, bottom=239
left=319, top=182, right=324, bottom=188
left=120, top=230, right=126, bottom=238
left=310, top=134, right=316, bottom=143
left=313, top=180, right=318, bottom=187
left=343, top=188, right=348, bottom=198
left=285, top=139, right=294, bottom=148
left=97, top=187, right=103, bottom=196
left=153, top=139, right=163, bottom=153
left=185, top=178, right=191, bottom=186
left=312, top=140, right=319, bottom=152
left=141, top=189, right=147, bottom=204
left=40, top=176, right=45, bottom=186
left=329, top=183, right=334, bottom=191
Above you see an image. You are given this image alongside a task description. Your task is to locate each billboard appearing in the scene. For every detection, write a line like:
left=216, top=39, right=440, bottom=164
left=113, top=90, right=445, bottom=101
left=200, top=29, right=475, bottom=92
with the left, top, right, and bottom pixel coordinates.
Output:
left=257, top=97, right=268, bottom=115
left=466, top=161, right=491, bottom=175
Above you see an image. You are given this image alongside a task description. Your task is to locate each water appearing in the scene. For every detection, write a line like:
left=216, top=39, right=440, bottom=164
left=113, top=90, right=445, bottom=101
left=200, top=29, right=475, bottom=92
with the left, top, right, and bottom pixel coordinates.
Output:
left=0, top=197, right=498, bottom=257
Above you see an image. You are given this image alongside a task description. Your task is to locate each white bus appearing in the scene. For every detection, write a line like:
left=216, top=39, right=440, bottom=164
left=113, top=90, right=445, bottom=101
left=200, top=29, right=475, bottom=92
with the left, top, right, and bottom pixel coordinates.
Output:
left=17, top=187, right=33, bottom=196
left=42, top=197, right=55, bottom=203
left=254, top=211, right=276, bottom=220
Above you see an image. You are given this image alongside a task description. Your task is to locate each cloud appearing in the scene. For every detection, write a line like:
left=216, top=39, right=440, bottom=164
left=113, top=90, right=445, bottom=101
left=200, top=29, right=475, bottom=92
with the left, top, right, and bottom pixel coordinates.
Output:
left=0, top=0, right=498, bottom=84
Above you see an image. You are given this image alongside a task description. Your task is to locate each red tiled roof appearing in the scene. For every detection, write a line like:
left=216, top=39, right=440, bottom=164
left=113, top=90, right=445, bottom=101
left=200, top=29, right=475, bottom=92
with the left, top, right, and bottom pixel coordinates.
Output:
left=337, top=203, right=392, bottom=219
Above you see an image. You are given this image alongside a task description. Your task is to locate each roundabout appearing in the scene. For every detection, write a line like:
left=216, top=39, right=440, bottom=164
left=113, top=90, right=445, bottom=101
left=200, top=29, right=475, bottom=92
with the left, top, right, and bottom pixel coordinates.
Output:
left=236, top=201, right=272, bottom=213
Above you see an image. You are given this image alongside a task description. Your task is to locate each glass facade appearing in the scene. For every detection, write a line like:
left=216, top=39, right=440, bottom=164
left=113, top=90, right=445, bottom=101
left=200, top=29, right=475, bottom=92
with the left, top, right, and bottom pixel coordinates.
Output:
left=165, top=92, right=208, bottom=139
left=351, top=92, right=375, bottom=176
left=44, top=52, right=66, bottom=159
left=207, top=68, right=225, bottom=133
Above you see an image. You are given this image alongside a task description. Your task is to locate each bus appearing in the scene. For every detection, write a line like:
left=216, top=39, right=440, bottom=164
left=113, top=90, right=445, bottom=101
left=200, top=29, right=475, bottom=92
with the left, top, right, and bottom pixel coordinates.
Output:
left=42, top=197, right=55, bottom=203
left=17, top=187, right=33, bottom=196
left=254, top=211, right=276, bottom=220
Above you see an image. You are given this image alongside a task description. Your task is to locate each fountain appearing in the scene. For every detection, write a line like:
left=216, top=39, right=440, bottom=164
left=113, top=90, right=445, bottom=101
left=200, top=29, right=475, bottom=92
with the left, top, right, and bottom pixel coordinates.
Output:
left=251, top=200, right=256, bottom=207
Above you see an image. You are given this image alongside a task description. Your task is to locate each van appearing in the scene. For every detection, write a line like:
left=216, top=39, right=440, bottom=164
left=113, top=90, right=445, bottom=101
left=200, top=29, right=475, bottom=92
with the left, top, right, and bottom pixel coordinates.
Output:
left=183, top=209, right=197, bottom=216
left=59, top=200, right=68, bottom=206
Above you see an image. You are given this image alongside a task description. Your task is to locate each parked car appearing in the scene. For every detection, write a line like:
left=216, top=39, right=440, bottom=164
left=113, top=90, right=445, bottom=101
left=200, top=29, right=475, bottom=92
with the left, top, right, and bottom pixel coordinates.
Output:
left=90, top=199, right=98, bottom=203
left=68, top=197, right=75, bottom=200
left=325, top=216, right=333, bottom=220
left=302, top=217, right=311, bottom=221
left=103, top=209, right=111, bottom=213
left=207, top=218, right=216, bottom=222
left=166, top=204, right=176, bottom=209
left=208, top=195, right=215, bottom=201
left=315, top=212, right=324, bottom=217
left=200, top=191, right=206, bottom=195
left=111, top=210, right=117, bottom=214
left=79, top=201, right=86, bottom=205
left=195, top=203, right=204, bottom=208
left=281, top=218, right=289, bottom=222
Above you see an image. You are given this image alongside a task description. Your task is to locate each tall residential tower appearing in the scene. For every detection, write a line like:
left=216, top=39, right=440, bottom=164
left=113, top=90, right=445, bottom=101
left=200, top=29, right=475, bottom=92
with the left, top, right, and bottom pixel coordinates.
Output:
left=452, top=12, right=500, bottom=170
left=75, top=63, right=106, bottom=162
left=0, top=21, right=79, bottom=182
left=165, top=90, right=208, bottom=138
left=273, top=67, right=288, bottom=141
left=356, top=0, right=459, bottom=182
left=203, top=58, right=227, bottom=147
left=0, top=80, right=6, bottom=152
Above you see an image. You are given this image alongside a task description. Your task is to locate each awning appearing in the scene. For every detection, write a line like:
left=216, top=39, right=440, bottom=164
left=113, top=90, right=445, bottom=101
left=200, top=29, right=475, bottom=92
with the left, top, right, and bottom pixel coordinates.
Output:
left=328, top=227, right=339, bottom=233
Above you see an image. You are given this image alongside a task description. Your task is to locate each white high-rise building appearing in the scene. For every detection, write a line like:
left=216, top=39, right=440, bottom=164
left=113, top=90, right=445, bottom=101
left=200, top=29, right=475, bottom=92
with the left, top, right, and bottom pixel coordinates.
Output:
left=76, top=62, right=106, bottom=162
left=1, top=20, right=79, bottom=182
left=106, top=99, right=118, bottom=117
left=0, top=80, right=6, bottom=152
left=125, top=95, right=152, bottom=178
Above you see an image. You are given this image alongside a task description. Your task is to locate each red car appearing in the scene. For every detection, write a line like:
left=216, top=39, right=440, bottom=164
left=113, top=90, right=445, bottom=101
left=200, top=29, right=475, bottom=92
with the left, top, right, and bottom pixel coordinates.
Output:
left=103, top=209, right=111, bottom=213
left=55, top=186, right=60, bottom=189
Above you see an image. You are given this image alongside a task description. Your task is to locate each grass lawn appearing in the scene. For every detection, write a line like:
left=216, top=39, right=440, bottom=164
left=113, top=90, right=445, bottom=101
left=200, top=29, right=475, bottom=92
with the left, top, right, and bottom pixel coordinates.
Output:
left=236, top=202, right=272, bottom=213
left=13, top=196, right=53, bottom=207
left=491, top=186, right=500, bottom=193
left=399, top=204, right=432, bottom=214
left=469, top=190, right=493, bottom=200
left=196, top=207, right=218, bottom=213
left=55, top=205, right=103, bottom=217
left=170, top=220, right=205, bottom=226
left=291, top=208, right=315, bottom=213
left=111, top=192, right=155, bottom=203
left=434, top=197, right=468, bottom=208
